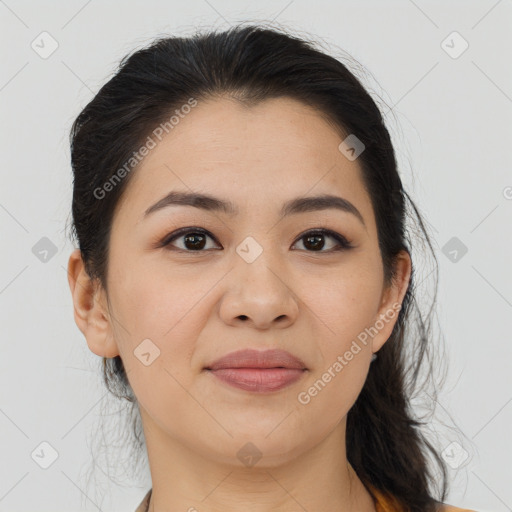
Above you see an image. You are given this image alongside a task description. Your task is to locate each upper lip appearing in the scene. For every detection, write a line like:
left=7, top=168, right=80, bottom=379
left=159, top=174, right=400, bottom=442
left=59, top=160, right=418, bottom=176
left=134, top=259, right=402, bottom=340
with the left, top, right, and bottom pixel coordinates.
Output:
left=206, top=349, right=307, bottom=371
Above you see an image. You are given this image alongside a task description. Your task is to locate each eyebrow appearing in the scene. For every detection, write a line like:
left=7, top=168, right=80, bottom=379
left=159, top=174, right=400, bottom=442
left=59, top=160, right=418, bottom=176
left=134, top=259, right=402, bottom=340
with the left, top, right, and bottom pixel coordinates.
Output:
left=144, top=190, right=366, bottom=227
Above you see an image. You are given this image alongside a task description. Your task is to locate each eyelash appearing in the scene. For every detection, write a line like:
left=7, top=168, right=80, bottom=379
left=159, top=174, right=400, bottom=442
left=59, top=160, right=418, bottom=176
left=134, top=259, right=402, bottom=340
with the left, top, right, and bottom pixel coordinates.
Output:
left=159, top=227, right=354, bottom=253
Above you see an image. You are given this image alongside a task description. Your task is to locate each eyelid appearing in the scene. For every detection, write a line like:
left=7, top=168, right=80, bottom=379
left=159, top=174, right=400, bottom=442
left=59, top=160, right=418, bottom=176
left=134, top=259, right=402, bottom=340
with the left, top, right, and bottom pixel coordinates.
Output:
left=160, top=226, right=353, bottom=252
left=160, top=226, right=220, bottom=248
left=293, top=228, right=352, bottom=248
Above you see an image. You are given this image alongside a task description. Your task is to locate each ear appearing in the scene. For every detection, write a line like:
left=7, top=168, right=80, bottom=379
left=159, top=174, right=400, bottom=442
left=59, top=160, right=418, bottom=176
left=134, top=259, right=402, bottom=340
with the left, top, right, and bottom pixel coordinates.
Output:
left=370, top=250, right=412, bottom=353
left=67, top=248, right=119, bottom=358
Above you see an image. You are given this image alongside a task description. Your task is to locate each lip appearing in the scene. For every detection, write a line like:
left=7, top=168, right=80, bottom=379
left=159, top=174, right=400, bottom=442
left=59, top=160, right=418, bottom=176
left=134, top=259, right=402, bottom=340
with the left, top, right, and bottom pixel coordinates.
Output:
left=205, top=349, right=308, bottom=393
left=206, top=349, right=307, bottom=371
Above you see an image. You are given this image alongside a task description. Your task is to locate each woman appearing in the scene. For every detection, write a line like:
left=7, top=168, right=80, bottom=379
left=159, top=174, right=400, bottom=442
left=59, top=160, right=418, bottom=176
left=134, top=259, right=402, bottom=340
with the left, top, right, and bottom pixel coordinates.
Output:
left=67, top=24, right=475, bottom=512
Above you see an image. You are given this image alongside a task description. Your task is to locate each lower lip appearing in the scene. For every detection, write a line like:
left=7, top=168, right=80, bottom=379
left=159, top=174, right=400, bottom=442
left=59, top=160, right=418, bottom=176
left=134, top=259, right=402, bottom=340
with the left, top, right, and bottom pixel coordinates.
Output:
left=208, top=368, right=306, bottom=392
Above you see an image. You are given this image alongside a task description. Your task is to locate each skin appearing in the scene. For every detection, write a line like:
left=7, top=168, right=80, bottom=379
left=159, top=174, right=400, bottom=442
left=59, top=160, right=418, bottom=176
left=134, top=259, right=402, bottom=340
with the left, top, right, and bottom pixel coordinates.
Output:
left=68, top=96, right=412, bottom=512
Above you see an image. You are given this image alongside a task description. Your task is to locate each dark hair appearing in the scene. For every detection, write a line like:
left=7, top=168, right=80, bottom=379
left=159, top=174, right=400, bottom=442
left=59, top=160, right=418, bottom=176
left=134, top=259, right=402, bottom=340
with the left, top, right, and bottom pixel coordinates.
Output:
left=68, top=23, right=452, bottom=511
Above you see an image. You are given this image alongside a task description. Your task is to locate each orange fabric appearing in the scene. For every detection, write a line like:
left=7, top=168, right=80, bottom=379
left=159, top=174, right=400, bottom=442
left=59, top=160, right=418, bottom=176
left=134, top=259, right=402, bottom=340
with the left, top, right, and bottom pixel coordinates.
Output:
left=366, top=483, right=477, bottom=512
left=135, top=489, right=150, bottom=512
left=135, top=486, right=476, bottom=511
left=366, top=483, right=408, bottom=512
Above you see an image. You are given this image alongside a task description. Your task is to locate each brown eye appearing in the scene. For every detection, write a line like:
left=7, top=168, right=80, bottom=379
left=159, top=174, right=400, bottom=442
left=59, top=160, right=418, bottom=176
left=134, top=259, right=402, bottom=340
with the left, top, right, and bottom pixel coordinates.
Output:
left=162, top=227, right=220, bottom=251
left=292, top=229, right=353, bottom=252
left=160, top=227, right=352, bottom=253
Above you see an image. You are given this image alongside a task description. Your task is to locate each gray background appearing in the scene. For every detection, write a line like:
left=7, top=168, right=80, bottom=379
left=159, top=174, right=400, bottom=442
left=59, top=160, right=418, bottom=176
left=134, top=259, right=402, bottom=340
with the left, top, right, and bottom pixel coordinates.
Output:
left=0, top=1, right=511, bottom=511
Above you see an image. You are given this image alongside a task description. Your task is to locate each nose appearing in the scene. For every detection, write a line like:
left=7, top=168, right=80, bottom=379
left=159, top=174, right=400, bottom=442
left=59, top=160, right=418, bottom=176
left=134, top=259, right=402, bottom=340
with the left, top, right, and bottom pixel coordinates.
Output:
left=218, top=252, right=299, bottom=330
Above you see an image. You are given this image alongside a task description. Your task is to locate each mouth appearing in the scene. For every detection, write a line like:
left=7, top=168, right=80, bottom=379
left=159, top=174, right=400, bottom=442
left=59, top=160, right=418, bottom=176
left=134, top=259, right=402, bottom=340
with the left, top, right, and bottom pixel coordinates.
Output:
left=204, top=349, right=308, bottom=393
left=206, top=367, right=306, bottom=392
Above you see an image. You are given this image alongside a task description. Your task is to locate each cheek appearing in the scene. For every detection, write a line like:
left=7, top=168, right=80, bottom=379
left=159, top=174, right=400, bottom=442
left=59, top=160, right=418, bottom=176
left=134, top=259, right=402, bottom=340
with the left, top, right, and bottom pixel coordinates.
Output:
left=297, top=271, right=381, bottom=423
left=302, top=258, right=384, bottom=348
left=108, top=247, right=207, bottom=338
left=296, top=346, right=370, bottom=437
left=299, top=259, right=382, bottom=420
left=110, top=270, right=206, bottom=428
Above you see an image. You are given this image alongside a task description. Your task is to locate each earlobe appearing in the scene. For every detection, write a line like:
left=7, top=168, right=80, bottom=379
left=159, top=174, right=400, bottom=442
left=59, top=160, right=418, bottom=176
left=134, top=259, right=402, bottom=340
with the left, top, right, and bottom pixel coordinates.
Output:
left=371, top=250, right=412, bottom=354
left=67, top=249, right=120, bottom=358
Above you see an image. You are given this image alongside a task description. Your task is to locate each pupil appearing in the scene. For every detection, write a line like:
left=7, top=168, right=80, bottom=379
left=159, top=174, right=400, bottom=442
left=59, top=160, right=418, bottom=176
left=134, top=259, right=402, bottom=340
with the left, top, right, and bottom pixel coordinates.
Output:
left=305, top=234, right=324, bottom=250
left=185, top=233, right=206, bottom=250
left=181, top=233, right=326, bottom=251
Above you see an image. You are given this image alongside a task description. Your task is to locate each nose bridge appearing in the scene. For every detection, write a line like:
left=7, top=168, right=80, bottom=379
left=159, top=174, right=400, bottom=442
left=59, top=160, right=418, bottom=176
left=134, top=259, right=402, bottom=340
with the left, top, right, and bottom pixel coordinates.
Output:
left=233, top=233, right=287, bottom=287
left=218, top=233, right=299, bottom=328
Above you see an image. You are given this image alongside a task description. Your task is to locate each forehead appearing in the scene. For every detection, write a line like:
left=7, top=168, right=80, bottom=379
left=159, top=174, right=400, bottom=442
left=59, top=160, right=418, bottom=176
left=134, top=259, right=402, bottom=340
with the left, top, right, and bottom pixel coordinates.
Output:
left=114, top=96, right=374, bottom=225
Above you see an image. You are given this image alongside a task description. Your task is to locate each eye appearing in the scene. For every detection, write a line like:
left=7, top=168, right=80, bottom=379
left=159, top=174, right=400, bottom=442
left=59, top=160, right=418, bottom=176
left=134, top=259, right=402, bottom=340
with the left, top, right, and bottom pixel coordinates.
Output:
left=161, top=227, right=220, bottom=251
left=291, top=228, right=353, bottom=252
left=160, top=227, right=353, bottom=253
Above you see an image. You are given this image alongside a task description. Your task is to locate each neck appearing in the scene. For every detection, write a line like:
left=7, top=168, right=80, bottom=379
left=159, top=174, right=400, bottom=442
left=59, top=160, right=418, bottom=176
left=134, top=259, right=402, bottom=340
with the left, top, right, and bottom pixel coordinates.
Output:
left=141, top=411, right=376, bottom=512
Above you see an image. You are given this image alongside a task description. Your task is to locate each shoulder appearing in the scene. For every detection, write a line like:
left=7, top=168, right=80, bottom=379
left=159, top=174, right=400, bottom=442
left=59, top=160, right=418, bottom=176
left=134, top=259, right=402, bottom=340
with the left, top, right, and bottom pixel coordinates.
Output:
left=439, top=504, right=478, bottom=512
left=134, top=489, right=151, bottom=512
left=366, top=482, right=478, bottom=512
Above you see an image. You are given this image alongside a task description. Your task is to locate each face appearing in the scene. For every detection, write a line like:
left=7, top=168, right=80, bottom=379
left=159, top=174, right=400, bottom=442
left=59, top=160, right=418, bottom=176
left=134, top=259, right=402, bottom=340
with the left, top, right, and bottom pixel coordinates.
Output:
left=69, top=96, right=410, bottom=468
